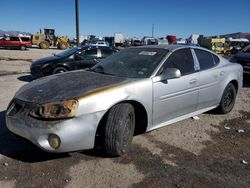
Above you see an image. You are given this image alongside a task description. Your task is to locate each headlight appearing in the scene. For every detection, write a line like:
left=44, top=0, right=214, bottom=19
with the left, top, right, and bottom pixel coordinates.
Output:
left=41, top=63, right=50, bottom=69
left=29, top=100, right=78, bottom=119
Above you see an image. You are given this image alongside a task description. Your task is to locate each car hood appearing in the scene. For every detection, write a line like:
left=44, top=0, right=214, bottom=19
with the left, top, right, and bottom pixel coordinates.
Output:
left=32, top=55, right=63, bottom=66
left=15, top=70, right=129, bottom=104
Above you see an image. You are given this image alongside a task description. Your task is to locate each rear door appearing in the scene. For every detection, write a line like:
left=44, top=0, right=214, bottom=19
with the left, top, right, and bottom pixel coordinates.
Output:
left=77, top=48, right=98, bottom=69
left=193, top=49, right=222, bottom=109
left=153, top=48, right=199, bottom=126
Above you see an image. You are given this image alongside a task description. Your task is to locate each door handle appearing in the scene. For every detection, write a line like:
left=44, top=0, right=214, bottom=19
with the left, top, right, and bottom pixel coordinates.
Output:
left=189, top=79, right=197, bottom=84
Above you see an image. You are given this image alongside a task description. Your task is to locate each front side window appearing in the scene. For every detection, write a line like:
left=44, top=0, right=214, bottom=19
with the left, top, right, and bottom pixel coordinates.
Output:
left=160, top=48, right=195, bottom=75
left=10, top=37, right=20, bottom=41
left=194, top=49, right=217, bottom=70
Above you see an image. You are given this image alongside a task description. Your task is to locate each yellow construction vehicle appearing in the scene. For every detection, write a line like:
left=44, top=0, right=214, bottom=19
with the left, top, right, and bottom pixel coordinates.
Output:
left=32, top=28, right=69, bottom=50
left=198, top=37, right=230, bottom=54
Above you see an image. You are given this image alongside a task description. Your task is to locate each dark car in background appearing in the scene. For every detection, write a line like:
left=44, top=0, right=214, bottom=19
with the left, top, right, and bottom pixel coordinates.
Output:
left=0, top=36, right=32, bottom=50
left=233, top=44, right=250, bottom=75
left=30, top=46, right=119, bottom=78
left=230, top=41, right=249, bottom=54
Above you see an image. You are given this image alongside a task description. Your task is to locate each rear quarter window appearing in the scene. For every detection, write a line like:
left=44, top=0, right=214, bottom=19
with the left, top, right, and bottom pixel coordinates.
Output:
left=194, top=49, right=218, bottom=70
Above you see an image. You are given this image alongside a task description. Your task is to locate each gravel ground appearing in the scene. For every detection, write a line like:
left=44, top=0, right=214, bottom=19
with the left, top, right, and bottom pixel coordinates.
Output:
left=0, top=48, right=65, bottom=75
left=0, top=49, right=250, bottom=188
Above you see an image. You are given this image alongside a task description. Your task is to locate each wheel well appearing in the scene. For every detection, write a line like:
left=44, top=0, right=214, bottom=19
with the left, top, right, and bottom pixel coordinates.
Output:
left=55, top=66, right=69, bottom=71
left=230, top=80, right=238, bottom=93
left=94, top=100, right=148, bottom=148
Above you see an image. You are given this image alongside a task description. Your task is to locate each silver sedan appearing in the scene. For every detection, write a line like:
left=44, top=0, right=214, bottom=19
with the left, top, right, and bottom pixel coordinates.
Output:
left=6, top=45, right=243, bottom=156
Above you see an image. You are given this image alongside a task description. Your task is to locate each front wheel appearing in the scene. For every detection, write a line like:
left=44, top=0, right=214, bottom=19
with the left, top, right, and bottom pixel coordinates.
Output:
left=53, top=67, right=68, bottom=74
left=104, top=103, right=135, bottom=156
left=216, top=83, right=236, bottom=114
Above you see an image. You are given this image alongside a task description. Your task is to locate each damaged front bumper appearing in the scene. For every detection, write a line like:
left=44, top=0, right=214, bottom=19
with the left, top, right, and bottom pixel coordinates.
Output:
left=5, top=99, right=104, bottom=153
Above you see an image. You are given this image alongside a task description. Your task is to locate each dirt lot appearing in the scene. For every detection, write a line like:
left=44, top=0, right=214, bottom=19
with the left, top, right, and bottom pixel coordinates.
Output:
left=0, top=48, right=250, bottom=188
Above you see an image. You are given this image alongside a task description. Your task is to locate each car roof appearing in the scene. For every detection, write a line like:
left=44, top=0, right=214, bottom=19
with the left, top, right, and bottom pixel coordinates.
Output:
left=130, top=44, right=214, bottom=53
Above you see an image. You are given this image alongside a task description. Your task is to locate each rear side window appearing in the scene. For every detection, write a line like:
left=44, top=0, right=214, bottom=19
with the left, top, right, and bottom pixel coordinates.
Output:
left=101, top=49, right=114, bottom=58
left=21, top=37, right=30, bottom=42
left=161, top=48, right=195, bottom=75
left=194, top=49, right=218, bottom=70
left=82, top=49, right=97, bottom=59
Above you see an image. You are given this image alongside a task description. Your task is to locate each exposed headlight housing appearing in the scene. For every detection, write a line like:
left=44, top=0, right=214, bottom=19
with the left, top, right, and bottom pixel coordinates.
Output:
left=30, top=100, right=78, bottom=119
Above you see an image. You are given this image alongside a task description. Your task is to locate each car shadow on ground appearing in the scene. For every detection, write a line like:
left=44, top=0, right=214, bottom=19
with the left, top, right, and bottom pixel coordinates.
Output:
left=243, top=75, right=250, bottom=88
left=17, top=74, right=34, bottom=82
left=0, top=110, right=70, bottom=163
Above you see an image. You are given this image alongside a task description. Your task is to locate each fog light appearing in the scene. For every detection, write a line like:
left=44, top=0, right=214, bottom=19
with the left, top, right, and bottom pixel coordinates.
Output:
left=49, top=134, right=61, bottom=149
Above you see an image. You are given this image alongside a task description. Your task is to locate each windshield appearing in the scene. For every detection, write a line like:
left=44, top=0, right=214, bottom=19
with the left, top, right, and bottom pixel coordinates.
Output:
left=214, top=42, right=224, bottom=48
left=91, top=48, right=168, bottom=78
left=55, top=47, right=79, bottom=57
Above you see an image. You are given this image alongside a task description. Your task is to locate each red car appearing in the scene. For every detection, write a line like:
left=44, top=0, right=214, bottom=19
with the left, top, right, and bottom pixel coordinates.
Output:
left=0, top=36, right=32, bottom=50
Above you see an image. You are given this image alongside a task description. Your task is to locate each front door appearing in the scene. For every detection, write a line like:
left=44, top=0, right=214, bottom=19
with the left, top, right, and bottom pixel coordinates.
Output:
left=153, top=48, right=199, bottom=126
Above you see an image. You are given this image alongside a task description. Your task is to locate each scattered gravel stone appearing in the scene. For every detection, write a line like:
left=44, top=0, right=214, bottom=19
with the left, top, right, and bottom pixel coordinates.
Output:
left=237, top=129, right=245, bottom=133
left=3, top=162, right=9, bottom=167
left=241, top=160, right=248, bottom=165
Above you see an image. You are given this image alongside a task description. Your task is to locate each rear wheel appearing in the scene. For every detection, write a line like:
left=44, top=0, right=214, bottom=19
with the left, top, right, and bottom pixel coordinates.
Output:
left=104, top=103, right=135, bottom=156
left=53, top=67, right=68, bottom=74
left=58, top=42, right=68, bottom=50
left=39, top=41, right=49, bottom=49
left=20, top=45, right=26, bottom=51
left=216, top=83, right=236, bottom=114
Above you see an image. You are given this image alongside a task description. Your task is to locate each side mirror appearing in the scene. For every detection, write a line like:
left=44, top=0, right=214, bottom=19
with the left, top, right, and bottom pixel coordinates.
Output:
left=160, top=68, right=181, bottom=81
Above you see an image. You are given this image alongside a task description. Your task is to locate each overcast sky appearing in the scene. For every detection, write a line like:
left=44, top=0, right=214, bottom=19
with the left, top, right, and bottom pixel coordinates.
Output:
left=1, top=0, right=250, bottom=39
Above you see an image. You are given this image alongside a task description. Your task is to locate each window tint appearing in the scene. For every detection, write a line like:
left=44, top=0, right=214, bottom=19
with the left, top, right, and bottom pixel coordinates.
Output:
left=10, top=37, right=20, bottom=41
left=83, top=49, right=97, bottom=59
left=161, top=48, right=194, bottom=75
left=194, top=49, right=216, bottom=70
left=21, top=37, right=30, bottom=42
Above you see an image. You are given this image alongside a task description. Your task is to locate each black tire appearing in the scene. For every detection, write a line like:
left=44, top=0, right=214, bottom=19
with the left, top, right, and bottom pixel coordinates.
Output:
left=58, top=42, right=68, bottom=50
left=20, top=45, right=26, bottom=51
left=104, top=103, right=135, bottom=156
left=53, top=67, right=68, bottom=74
left=39, top=41, right=49, bottom=49
left=216, top=83, right=236, bottom=114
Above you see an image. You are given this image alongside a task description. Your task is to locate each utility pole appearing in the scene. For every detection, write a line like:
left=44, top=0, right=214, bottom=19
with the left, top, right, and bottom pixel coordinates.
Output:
left=75, top=0, right=80, bottom=46
left=152, top=24, right=154, bottom=37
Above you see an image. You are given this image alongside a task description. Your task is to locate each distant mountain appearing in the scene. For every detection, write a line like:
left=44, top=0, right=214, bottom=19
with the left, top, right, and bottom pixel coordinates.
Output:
left=211, top=32, right=250, bottom=40
left=0, top=29, right=32, bottom=36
